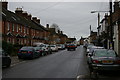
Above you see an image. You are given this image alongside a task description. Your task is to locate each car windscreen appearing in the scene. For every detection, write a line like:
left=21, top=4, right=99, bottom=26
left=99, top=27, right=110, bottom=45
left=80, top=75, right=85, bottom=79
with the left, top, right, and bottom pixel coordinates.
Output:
left=34, top=47, right=42, bottom=50
left=68, top=44, right=75, bottom=46
left=94, top=50, right=116, bottom=57
left=21, top=47, right=34, bottom=50
left=50, top=45, right=55, bottom=47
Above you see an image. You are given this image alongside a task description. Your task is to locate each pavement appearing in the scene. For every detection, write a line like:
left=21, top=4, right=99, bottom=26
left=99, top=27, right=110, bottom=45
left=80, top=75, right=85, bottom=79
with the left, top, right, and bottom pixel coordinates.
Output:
left=10, top=56, right=23, bottom=66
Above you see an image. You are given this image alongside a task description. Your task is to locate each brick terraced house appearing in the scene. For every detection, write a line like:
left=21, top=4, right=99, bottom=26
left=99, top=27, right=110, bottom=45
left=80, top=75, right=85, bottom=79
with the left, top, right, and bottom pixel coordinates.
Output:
left=1, top=2, right=49, bottom=46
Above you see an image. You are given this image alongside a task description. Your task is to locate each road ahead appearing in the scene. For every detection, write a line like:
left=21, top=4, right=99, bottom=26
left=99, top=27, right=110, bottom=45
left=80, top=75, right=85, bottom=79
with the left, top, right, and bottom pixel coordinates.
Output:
left=2, top=46, right=90, bottom=79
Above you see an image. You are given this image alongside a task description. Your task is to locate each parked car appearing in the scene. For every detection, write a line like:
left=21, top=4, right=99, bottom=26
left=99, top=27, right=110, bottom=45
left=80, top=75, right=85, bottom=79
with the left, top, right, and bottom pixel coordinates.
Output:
left=88, top=49, right=120, bottom=72
left=66, top=44, right=76, bottom=51
left=50, top=45, right=58, bottom=52
left=0, top=48, right=11, bottom=67
left=41, top=44, right=52, bottom=54
left=34, top=47, right=46, bottom=56
left=18, top=46, right=39, bottom=59
left=86, top=44, right=94, bottom=53
left=57, top=44, right=65, bottom=50
left=86, top=46, right=104, bottom=56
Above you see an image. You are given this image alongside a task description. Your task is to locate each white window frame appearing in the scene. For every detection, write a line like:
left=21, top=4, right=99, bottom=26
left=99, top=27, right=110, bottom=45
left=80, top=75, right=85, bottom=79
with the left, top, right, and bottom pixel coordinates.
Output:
left=24, top=27, right=26, bottom=33
left=16, top=24, right=18, bottom=32
left=7, top=22, right=10, bottom=31
left=27, top=28, right=29, bottom=34
left=21, top=26, right=22, bottom=32
left=13, top=38, right=15, bottom=44
left=24, top=39, right=26, bottom=44
left=12, top=23, right=14, bottom=31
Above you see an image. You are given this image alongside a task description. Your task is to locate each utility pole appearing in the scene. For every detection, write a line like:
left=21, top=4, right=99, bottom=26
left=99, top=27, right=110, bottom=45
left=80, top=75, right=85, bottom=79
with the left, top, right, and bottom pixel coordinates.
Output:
left=90, top=25, right=92, bottom=35
left=98, top=13, right=100, bottom=28
left=109, top=0, right=113, bottom=49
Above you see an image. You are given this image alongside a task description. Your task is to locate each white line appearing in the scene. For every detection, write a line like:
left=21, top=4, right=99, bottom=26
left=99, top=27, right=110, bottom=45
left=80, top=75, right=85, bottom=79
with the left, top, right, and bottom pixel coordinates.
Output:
left=76, top=75, right=80, bottom=80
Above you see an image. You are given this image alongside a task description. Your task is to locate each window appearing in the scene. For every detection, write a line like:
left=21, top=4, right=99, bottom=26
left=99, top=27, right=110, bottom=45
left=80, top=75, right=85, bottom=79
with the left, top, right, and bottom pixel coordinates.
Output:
left=16, top=24, right=18, bottom=32
left=24, top=39, right=26, bottom=44
left=27, top=28, right=29, bottom=34
left=24, top=27, right=26, bottom=33
left=26, top=28, right=27, bottom=34
left=19, top=25, right=21, bottom=30
left=7, top=38, right=10, bottom=43
left=20, top=26, right=22, bottom=32
left=13, top=39, right=15, bottom=44
left=7, top=22, right=10, bottom=31
left=12, top=23, right=14, bottom=31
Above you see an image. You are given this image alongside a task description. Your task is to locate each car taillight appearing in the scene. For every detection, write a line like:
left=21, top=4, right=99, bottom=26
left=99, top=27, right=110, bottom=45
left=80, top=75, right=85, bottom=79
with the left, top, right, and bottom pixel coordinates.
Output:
left=28, top=51, right=33, bottom=54
left=116, top=60, right=120, bottom=64
left=18, top=51, right=21, bottom=53
left=93, top=60, right=99, bottom=64
left=39, top=50, right=42, bottom=52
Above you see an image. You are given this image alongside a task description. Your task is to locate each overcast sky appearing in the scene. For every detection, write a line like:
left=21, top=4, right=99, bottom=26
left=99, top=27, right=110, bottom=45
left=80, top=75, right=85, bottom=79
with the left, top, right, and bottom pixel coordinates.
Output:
left=8, top=1, right=110, bottom=40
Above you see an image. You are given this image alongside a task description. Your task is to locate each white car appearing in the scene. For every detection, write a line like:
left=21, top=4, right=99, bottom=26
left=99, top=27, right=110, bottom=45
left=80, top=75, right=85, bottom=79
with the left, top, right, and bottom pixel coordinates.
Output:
left=50, top=45, right=58, bottom=52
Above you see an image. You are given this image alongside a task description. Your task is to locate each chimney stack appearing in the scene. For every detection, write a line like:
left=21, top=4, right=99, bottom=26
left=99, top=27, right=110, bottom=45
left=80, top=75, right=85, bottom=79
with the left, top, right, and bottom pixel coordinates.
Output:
left=37, top=19, right=40, bottom=24
left=46, top=24, right=49, bottom=28
left=15, top=8, right=23, bottom=16
left=22, top=11, right=28, bottom=19
left=32, top=17, right=37, bottom=22
left=114, top=0, right=119, bottom=12
left=61, top=31, right=63, bottom=34
left=2, top=1, right=8, bottom=10
left=28, top=14, right=32, bottom=20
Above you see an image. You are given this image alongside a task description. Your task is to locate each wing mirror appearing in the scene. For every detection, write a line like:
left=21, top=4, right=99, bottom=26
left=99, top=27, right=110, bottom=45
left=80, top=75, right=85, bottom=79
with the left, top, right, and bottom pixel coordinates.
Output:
left=88, top=53, right=93, bottom=57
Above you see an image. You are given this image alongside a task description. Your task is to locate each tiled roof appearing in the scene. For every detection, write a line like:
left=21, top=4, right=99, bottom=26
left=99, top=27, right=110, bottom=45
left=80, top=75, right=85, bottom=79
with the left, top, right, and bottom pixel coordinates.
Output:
left=2, top=8, right=47, bottom=31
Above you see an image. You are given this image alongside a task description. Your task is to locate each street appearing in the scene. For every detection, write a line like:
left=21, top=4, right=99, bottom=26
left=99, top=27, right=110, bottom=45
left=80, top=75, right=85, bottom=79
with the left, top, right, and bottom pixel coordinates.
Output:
left=2, top=46, right=90, bottom=79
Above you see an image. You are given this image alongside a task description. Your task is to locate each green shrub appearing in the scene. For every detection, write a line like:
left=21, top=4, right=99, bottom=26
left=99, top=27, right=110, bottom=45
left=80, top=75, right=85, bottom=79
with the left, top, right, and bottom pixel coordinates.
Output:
left=2, top=41, right=14, bottom=55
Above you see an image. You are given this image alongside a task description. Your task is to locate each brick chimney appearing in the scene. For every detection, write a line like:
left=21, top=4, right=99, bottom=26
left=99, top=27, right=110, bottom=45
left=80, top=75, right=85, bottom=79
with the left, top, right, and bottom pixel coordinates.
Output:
left=46, top=24, right=49, bottom=28
left=2, top=1, right=8, bottom=10
left=22, top=11, right=28, bottom=19
left=37, top=19, right=40, bottom=24
left=32, top=17, right=37, bottom=22
left=61, top=31, right=63, bottom=34
left=114, top=0, right=120, bottom=12
left=15, top=8, right=23, bottom=16
left=28, top=14, right=32, bottom=20
left=58, top=30, right=60, bottom=34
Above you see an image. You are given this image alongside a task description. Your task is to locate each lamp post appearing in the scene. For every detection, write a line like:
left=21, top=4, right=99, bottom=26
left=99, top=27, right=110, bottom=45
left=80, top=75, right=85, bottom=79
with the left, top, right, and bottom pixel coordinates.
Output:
left=91, top=10, right=109, bottom=47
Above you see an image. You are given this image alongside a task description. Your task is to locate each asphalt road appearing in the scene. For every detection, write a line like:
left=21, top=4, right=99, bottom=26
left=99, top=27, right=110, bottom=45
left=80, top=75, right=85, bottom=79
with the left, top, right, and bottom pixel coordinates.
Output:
left=2, top=46, right=90, bottom=79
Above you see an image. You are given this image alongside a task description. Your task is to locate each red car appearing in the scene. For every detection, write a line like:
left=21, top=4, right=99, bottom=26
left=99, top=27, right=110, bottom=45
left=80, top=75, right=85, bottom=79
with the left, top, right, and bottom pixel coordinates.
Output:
left=67, top=44, right=76, bottom=51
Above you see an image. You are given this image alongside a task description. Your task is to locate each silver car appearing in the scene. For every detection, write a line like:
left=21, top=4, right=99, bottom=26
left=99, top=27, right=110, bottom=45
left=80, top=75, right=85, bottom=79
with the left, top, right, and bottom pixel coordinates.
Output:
left=88, top=49, right=120, bottom=71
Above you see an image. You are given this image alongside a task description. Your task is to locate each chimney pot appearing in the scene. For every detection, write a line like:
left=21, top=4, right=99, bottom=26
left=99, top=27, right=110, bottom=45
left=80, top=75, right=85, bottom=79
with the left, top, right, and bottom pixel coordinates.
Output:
left=15, top=8, right=23, bottom=16
left=46, top=24, right=49, bottom=28
left=37, top=19, right=40, bottom=24
left=22, top=11, right=28, bottom=19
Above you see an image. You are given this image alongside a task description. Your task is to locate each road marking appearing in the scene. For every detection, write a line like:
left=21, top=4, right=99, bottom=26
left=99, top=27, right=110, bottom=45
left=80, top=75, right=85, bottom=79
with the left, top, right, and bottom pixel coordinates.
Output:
left=77, top=75, right=80, bottom=80
left=11, top=61, right=26, bottom=67
left=76, top=75, right=91, bottom=80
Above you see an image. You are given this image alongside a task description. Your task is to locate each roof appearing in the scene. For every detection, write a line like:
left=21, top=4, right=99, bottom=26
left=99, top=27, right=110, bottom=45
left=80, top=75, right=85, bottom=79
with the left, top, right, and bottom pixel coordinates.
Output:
left=2, top=8, right=47, bottom=31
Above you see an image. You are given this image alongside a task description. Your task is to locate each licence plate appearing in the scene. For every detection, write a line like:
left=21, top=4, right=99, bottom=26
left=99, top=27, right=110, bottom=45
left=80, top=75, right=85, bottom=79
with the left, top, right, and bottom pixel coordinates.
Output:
left=22, top=52, right=27, bottom=53
left=102, top=60, right=113, bottom=63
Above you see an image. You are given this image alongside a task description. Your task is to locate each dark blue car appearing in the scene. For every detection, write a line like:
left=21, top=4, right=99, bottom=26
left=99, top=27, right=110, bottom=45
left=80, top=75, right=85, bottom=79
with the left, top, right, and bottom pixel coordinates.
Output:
left=18, top=46, right=39, bottom=59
